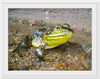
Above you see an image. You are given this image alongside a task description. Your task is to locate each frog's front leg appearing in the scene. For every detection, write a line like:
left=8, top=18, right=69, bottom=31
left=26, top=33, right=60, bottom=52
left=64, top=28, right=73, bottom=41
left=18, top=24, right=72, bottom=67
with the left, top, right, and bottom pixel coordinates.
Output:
left=36, top=43, right=49, bottom=60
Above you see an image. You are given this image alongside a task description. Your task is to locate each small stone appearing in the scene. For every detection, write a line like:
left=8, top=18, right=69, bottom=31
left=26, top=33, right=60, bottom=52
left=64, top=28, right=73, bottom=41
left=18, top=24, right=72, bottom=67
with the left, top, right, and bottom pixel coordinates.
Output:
left=85, top=32, right=91, bottom=37
left=71, top=68, right=76, bottom=70
left=32, top=59, right=35, bottom=62
left=81, top=56, right=85, bottom=59
left=60, top=67, right=63, bottom=69
left=31, top=47, right=34, bottom=50
left=26, top=51, right=30, bottom=54
left=77, top=44, right=82, bottom=47
left=46, top=62, right=50, bottom=65
left=41, top=61, right=44, bottom=65
left=15, top=58, right=19, bottom=61
left=57, top=63, right=61, bottom=68
left=29, top=63, right=32, bottom=66
left=29, top=55, right=32, bottom=59
left=67, top=54, right=72, bottom=58
left=77, top=48, right=82, bottom=51
left=18, top=19, right=22, bottom=24
left=27, top=58, right=30, bottom=61
left=17, top=64, right=21, bottom=67
left=88, top=56, right=91, bottom=60
left=24, top=63, right=28, bottom=66
left=29, top=20, right=37, bottom=26
left=75, top=56, right=78, bottom=60
left=79, top=67, right=85, bottom=70
left=69, top=68, right=76, bottom=71
left=61, top=63, right=67, bottom=67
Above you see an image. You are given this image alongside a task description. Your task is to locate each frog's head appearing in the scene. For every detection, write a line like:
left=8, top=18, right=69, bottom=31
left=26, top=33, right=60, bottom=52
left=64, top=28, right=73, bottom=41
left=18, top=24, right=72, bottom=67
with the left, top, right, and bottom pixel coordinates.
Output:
left=46, top=23, right=74, bottom=39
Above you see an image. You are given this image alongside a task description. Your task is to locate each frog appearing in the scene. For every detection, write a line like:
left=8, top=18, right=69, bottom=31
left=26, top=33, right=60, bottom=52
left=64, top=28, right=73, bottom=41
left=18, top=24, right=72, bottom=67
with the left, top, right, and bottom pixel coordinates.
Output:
left=31, top=23, right=74, bottom=59
left=12, top=23, right=74, bottom=60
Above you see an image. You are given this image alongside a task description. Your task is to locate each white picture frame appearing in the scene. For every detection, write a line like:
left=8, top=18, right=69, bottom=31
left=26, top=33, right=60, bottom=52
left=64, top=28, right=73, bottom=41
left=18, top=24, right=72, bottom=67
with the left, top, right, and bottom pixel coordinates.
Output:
left=0, top=0, right=100, bottom=79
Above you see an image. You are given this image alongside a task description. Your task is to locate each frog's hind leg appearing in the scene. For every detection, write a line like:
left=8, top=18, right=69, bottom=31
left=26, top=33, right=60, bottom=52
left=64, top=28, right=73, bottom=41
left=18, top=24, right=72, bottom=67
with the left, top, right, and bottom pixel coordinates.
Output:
left=36, top=48, right=43, bottom=57
left=36, top=44, right=49, bottom=60
left=36, top=48, right=45, bottom=60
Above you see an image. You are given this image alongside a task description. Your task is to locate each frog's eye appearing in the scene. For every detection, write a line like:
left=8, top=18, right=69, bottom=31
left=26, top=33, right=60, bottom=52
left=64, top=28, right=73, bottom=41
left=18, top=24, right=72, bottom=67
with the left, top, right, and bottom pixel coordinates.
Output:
left=56, top=26, right=59, bottom=29
left=55, top=26, right=60, bottom=31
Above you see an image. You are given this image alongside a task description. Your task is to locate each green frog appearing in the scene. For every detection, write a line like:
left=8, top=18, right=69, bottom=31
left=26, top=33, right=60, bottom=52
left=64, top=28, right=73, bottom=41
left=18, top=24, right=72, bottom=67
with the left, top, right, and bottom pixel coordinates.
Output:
left=31, top=23, right=74, bottom=59
left=12, top=23, right=74, bottom=60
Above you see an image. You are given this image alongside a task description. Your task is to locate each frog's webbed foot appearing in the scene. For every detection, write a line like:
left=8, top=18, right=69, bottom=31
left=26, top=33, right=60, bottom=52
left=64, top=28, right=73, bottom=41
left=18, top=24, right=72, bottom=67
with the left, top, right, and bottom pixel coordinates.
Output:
left=36, top=48, right=49, bottom=60
left=43, top=55, right=49, bottom=60
left=36, top=43, right=49, bottom=60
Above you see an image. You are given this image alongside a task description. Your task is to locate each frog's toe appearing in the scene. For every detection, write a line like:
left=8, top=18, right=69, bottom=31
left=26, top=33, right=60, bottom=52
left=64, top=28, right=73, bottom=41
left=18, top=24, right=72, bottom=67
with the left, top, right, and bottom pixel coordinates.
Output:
left=43, top=55, right=49, bottom=60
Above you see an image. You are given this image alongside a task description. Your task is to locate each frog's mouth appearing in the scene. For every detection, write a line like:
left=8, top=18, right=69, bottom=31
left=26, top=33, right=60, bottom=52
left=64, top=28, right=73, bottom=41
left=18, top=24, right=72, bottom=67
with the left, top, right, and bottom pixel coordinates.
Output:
left=47, top=32, right=73, bottom=37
